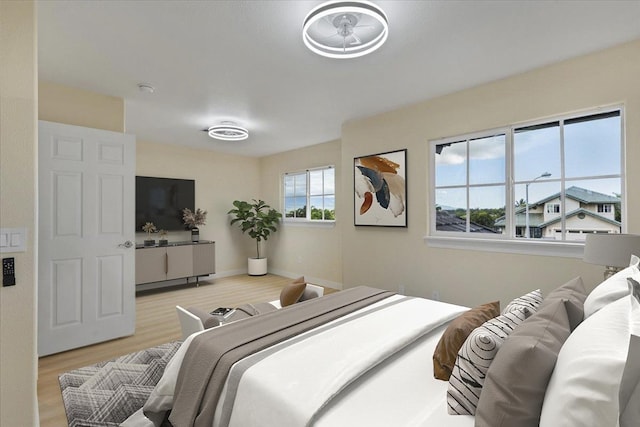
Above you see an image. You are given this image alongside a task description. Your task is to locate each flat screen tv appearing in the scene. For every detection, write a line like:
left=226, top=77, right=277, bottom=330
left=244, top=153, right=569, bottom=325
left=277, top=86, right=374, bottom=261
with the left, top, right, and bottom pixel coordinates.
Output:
left=136, top=176, right=195, bottom=231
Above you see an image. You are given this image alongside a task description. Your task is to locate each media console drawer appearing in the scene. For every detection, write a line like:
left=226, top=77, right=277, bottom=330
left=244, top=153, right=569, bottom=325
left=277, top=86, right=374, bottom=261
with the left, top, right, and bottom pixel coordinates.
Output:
left=135, top=241, right=215, bottom=286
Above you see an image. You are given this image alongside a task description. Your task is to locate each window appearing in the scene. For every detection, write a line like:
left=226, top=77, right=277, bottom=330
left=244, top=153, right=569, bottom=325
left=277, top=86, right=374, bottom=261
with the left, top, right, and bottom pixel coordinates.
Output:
left=283, top=166, right=335, bottom=221
left=546, top=204, right=560, bottom=214
left=597, top=204, right=612, bottom=213
left=431, top=108, right=623, bottom=243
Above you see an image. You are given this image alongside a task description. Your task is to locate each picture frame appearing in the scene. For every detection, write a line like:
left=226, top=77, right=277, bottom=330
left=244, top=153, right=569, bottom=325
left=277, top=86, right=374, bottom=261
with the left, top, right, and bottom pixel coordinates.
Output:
left=354, top=148, right=407, bottom=227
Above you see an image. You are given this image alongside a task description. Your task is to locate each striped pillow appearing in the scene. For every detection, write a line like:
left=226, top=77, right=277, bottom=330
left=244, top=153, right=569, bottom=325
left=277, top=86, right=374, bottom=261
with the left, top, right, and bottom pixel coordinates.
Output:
left=503, top=289, right=543, bottom=314
left=447, top=307, right=531, bottom=415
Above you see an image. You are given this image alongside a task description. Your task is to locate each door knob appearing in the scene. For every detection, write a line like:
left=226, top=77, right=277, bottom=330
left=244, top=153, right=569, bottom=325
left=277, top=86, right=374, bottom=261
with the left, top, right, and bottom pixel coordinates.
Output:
left=119, top=240, right=134, bottom=248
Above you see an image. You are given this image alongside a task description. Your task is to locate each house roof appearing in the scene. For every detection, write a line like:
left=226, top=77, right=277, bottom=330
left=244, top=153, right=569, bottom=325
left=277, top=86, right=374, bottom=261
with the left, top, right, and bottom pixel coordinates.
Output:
left=495, top=186, right=620, bottom=227
left=436, top=210, right=498, bottom=233
left=494, top=213, right=544, bottom=227
left=537, top=208, right=621, bottom=228
left=529, top=186, right=620, bottom=208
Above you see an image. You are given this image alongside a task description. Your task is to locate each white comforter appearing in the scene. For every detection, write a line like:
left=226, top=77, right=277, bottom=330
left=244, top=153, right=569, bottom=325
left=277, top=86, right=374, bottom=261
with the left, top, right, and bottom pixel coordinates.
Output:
left=123, top=295, right=473, bottom=427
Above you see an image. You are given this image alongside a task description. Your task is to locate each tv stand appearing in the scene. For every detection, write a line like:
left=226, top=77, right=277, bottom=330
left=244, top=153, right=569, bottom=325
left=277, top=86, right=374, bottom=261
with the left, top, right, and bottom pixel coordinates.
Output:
left=135, top=240, right=215, bottom=290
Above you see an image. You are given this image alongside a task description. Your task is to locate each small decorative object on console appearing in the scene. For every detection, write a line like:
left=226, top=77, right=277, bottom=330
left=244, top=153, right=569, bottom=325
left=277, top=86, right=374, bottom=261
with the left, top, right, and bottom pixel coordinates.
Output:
left=158, top=229, right=168, bottom=246
left=183, top=208, right=207, bottom=242
left=142, top=222, right=157, bottom=246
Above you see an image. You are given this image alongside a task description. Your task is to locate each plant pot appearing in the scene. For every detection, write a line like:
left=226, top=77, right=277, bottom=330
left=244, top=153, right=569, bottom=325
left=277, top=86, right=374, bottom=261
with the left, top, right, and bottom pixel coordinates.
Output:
left=191, top=227, right=199, bottom=242
left=144, top=239, right=156, bottom=247
left=248, top=257, right=267, bottom=276
left=158, top=239, right=168, bottom=246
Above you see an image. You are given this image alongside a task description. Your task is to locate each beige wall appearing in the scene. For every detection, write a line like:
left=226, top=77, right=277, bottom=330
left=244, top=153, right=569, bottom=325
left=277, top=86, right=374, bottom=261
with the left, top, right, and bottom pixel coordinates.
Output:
left=339, top=39, right=640, bottom=307
left=0, top=1, right=39, bottom=425
left=260, top=140, right=342, bottom=287
left=39, top=81, right=124, bottom=132
left=136, top=140, right=261, bottom=275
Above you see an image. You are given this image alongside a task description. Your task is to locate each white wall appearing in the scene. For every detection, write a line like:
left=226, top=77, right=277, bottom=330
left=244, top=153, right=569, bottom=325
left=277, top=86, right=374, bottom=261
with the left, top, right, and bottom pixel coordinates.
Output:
left=0, top=1, right=39, bottom=425
left=339, top=39, right=640, bottom=307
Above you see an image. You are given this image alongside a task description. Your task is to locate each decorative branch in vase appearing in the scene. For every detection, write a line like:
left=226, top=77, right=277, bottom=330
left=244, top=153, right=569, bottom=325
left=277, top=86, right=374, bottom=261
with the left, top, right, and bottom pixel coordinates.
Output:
left=142, top=222, right=157, bottom=246
left=183, top=208, right=207, bottom=242
left=158, top=229, right=168, bottom=246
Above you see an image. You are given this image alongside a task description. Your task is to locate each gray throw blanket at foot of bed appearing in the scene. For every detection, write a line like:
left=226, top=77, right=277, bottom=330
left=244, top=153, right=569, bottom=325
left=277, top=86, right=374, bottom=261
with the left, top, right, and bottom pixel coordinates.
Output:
left=169, top=286, right=394, bottom=427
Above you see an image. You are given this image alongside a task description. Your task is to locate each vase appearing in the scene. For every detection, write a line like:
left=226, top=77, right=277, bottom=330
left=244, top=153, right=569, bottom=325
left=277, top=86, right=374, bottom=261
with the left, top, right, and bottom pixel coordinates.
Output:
left=191, top=227, right=199, bottom=242
left=248, top=257, right=268, bottom=276
left=144, top=239, right=155, bottom=247
left=159, top=239, right=168, bottom=246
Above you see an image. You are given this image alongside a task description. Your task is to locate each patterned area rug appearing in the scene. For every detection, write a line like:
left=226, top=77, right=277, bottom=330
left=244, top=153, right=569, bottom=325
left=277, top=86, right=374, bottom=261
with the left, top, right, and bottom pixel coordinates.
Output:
left=59, top=341, right=181, bottom=427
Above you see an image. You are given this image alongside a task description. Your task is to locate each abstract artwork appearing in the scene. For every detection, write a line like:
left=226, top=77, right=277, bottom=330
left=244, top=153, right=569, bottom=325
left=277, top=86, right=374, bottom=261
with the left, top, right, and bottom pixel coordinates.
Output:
left=354, top=149, right=407, bottom=227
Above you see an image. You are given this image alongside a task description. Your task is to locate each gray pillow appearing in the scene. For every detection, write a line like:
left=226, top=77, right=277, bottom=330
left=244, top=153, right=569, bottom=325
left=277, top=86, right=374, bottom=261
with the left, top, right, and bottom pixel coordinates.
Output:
left=620, top=334, right=640, bottom=427
left=475, top=298, right=572, bottom=427
left=187, top=306, right=221, bottom=329
left=538, top=276, right=587, bottom=331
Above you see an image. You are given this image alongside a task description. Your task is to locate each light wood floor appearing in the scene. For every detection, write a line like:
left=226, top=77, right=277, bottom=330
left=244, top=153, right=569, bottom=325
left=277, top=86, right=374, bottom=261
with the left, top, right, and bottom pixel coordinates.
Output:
left=38, top=274, right=333, bottom=426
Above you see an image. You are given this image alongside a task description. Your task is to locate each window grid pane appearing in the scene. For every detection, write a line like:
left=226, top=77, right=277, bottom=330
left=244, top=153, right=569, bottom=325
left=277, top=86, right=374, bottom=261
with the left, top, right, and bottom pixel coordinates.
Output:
left=283, top=167, right=335, bottom=222
left=431, top=108, right=623, bottom=241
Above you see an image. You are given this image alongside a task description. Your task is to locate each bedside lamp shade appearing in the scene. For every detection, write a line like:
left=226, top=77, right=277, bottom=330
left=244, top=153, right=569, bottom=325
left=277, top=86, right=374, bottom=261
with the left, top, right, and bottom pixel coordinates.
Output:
left=583, top=233, right=640, bottom=278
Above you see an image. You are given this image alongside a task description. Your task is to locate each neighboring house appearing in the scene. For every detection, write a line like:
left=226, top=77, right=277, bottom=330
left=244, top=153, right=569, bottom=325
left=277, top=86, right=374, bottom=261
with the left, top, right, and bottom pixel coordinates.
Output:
left=494, top=186, right=621, bottom=239
left=436, top=210, right=499, bottom=233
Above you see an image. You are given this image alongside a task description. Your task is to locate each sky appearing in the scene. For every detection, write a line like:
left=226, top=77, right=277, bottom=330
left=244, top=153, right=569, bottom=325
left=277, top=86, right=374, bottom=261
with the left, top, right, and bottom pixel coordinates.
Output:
left=284, top=168, right=336, bottom=212
left=435, top=113, right=621, bottom=210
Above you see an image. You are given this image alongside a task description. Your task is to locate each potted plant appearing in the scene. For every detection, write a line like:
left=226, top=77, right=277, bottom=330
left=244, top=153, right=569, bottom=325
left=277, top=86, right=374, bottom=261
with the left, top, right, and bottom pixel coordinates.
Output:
left=142, top=222, right=157, bottom=246
left=158, top=229, right=169, bottom=246
left=182, top=208, right=207, bottom=242
left=228, top=199, right=282, bottom=276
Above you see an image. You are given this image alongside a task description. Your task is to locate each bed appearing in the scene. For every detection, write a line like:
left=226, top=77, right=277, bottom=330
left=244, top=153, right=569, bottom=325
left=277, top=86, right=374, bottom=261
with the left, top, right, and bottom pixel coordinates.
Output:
left=123, top=258, right=640, bottom=427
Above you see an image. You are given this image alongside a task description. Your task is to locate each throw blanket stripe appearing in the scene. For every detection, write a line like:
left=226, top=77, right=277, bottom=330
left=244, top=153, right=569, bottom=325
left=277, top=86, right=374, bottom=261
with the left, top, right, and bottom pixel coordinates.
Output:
left=217, top=295, right=414, bottom=426
left=169, top=286, right=394, bottom=427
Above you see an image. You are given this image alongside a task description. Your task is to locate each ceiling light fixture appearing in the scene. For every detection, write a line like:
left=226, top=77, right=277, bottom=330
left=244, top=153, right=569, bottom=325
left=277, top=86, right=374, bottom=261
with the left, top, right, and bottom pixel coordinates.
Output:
left=207, top=122, right=249, bottom=141
left=303, top=0, right=388, bottom=59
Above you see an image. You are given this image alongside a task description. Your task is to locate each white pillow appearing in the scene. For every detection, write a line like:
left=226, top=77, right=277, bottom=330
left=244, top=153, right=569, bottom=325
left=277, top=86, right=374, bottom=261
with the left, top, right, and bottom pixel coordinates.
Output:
left=539, top=288, right=639, bottom=426
left=620, top=334, right=640, bottom=427
left=583, top=257, right=640, bottom=319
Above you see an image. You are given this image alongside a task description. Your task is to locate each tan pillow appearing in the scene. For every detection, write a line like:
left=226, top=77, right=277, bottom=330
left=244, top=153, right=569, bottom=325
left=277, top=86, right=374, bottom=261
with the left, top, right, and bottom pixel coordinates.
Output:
left=475, top=298, right=572, bottom=427
left=433, top=301, right=500, bottom=381
left=280, top=276, right=306, bottom=307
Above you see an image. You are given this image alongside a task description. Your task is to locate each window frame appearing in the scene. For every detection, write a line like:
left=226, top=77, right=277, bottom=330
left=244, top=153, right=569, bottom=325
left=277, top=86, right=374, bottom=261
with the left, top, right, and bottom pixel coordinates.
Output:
left=282, top=165, right=336, bottom=224
left=427, top=105, right=626, bottom=257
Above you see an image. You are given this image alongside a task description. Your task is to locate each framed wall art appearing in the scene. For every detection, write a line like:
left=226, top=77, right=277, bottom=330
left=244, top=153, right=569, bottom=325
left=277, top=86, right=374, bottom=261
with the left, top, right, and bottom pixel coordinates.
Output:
left=354, top=148, right=407, bottom=227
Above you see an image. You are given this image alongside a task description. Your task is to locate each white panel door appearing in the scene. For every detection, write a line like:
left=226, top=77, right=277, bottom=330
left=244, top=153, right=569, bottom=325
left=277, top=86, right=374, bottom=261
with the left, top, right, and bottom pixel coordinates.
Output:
left=38, top=121, right=136, bottom=356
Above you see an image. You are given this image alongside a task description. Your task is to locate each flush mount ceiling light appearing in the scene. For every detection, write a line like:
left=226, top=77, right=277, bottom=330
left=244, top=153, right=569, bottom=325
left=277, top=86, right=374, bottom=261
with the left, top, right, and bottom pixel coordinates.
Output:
left=207, top=122, right=249, bottom=141
left=303, top=0, right=388, bottom=59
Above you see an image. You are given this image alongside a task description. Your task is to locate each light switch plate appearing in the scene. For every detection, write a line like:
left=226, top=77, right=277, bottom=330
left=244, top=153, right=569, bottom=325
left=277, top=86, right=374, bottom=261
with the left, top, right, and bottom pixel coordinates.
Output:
left=0, top=228, right=27, bottom=253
